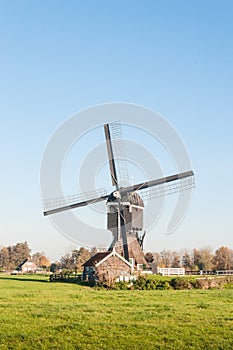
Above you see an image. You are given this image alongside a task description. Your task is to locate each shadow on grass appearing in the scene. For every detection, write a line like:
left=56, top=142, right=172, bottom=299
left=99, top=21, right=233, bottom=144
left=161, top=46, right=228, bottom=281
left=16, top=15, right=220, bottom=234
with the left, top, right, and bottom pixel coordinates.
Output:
left=0, top=276, right=49, bottom=283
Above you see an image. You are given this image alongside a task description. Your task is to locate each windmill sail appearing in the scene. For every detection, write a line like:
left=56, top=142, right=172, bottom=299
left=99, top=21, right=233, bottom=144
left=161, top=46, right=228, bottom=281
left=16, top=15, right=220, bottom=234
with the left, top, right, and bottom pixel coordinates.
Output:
left=43, top=188, right=108, bottom=216
left=104, top=122, right=130, bottom=261
left=139, top=172, right=195, bottom=201
left=108, top=122, right=129, bottom=188
left=104, top=124, right=118, bottom=187
left=119, top=170, right=195, bottom=197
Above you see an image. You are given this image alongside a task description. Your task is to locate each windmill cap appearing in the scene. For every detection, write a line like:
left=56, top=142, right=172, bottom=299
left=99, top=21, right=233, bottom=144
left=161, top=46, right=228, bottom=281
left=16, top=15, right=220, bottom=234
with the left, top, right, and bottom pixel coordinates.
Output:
left=107, top=190, right=144, bottom=207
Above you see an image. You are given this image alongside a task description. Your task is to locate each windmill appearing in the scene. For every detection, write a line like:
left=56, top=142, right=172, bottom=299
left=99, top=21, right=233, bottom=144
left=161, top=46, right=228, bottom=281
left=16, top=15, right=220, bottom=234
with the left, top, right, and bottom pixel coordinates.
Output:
left=43, top=122, right=195, bottom=268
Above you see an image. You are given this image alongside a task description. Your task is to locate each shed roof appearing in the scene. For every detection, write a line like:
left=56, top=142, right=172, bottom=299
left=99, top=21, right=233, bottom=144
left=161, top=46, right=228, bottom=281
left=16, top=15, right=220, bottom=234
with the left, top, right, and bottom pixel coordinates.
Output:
left=83, top=252, right=111, bottom=267
left=83, top=250, right=132, bottom=269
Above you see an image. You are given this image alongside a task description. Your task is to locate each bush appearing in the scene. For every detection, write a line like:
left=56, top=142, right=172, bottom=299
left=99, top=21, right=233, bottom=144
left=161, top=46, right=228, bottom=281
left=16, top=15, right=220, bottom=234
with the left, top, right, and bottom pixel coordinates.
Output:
left=224, top=276, right=233, bottom=285
left=96, top=275, right=233, bottom=291
left=113, top=281, right=129, bottom=290
left=170, top=277, right=196, bottom=290
left=133, top=276, right=172, bottom=290
left=133, top=276, right=147, bottom=290
left=156, top=281, right=172, bottom=290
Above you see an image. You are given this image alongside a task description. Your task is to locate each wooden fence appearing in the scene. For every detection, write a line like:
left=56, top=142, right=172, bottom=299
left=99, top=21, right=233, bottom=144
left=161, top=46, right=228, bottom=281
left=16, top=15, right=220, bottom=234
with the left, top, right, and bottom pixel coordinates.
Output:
left=50, top=273, right=82, bottom=282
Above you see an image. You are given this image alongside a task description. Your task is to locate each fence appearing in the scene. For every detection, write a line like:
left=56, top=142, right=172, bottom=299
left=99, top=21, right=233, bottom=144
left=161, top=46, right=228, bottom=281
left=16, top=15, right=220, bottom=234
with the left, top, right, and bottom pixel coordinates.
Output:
left=157, top=267, right=185, bottom=276
left=185, top=270, right=233, bottom=276
left=50, top=273, right=82, bottom=282
left=216, top=270, right=233, bottom=275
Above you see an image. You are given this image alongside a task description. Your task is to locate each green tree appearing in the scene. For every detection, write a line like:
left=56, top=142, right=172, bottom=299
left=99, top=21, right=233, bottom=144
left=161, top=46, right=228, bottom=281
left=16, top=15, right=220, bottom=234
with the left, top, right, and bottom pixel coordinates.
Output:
left=50, top=263, right=58, bottom=273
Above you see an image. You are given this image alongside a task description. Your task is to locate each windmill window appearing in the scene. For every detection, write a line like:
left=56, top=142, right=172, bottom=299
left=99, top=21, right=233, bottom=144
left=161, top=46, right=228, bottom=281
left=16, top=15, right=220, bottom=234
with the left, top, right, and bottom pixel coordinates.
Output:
left=137, top=264, right=144, bottom=271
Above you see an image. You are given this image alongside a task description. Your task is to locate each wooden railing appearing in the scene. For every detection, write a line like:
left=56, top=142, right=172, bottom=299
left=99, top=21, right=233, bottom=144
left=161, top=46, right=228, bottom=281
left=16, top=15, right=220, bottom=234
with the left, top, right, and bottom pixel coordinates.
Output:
left=50, top=273, right=82, bottom=282
left=185, top=270, right=233, bottom=276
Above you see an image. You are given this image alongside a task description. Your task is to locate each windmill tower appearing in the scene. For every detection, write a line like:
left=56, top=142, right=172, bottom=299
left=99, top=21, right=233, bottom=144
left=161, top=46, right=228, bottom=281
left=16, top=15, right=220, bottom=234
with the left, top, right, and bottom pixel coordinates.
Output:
left=107, top=187, right=147, bottom=267
left=43, top=122, right=195, bottom=269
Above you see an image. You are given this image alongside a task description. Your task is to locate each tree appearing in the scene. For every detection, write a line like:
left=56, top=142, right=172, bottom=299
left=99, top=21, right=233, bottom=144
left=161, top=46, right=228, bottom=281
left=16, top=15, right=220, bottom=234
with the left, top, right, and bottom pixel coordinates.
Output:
left=152, top=252, right=162, bottom=266
left=171, top=252, right=181, bottom=268
left=38, top=255, right=51, bottom=269
left=74, top=247, right=92, bottom=271
left=160, top=250, right=173, bottom=268
left=13, top=242, right=31, bottom=267
left=0, top=242, right=30, bottom=271
left=193, top=247, right=213, bottom=271
left=59, top=247, right=96, bottom=272
left=182, top=252, right=193, bottom=271
left=212, top=246, right=232, bottom=270
left=0, top=247, right=11, bottom=270
left=230, top=250, right=233, bottom=270
left=32, top=252, right=46, bottom=266
left=60, top=253, right=75, bottom=270
left=50, top=263, right=58, bottom=273
left=145, top=252, right=154, bottom=263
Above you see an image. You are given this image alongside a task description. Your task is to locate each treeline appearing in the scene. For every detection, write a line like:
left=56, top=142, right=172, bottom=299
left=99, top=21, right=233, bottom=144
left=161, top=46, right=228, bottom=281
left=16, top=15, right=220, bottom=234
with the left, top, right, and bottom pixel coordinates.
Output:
left=0, top=242, right=30, bottom=271
left=56, top=246, right=233, bottom=272
left=0, top=242, right=95, bottom=273
left=0, top=242, right=50, bottom=271
left=1, top=242, right=232, bottom=273
left=145, top=246, right=233, bottom=271
left=53, top=247, right=97, bottom=273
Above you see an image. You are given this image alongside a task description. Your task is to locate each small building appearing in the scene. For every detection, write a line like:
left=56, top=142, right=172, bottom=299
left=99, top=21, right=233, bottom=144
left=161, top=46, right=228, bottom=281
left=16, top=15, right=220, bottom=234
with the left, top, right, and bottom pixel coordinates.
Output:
left=16, top=259, right=37, bottom=273
left=83, top=249, right=133, bottom=284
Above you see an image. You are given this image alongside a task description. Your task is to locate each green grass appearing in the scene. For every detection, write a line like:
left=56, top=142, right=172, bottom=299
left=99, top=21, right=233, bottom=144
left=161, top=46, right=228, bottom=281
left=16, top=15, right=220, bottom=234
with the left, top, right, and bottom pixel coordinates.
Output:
left=0, top=275, right=232, bottom=349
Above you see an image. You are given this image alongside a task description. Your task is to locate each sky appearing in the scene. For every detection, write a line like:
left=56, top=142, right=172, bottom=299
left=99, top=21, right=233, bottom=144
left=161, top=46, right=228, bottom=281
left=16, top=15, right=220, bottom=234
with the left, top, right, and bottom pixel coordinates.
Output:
left=0, top=0, right=232, bottom=261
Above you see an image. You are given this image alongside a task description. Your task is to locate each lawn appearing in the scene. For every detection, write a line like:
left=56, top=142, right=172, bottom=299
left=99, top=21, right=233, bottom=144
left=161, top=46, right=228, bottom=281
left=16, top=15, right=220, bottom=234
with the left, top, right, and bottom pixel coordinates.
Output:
left=0, top=275, right=232, bottom=349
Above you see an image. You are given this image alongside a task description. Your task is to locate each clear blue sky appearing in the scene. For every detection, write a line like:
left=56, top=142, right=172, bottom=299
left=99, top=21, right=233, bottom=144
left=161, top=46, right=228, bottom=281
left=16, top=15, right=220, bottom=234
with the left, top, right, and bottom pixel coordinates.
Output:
left=0, top=0, right=232, bottom=260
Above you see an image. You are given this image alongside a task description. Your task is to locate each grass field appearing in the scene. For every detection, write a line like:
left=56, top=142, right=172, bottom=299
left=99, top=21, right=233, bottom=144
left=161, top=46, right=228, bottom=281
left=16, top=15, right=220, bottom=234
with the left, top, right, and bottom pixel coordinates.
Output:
left=0, top=275, right=232, bottom=349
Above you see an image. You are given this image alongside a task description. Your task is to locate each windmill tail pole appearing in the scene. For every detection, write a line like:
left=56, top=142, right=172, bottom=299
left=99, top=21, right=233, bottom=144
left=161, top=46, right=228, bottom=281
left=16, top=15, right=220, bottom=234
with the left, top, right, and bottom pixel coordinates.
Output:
left=118, top=201, right=129, bottom=261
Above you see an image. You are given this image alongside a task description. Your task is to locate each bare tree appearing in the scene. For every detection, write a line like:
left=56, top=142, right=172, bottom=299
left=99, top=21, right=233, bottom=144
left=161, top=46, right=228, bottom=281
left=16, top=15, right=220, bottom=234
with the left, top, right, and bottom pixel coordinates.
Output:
left=32, top=252, right=46, bottom=266
left=182, top=251, right=193, bottom=271
left=0, top=242, right=30, bottom=271
left=160, top=250, right=173, bottom=268
left=193, top=247, right=213, bottom=271
left=59, top=247, right=96, bottom=272
left=152, top=252, right=162, bottom=266
left=212, top=246, right=232, bottom=270
left=38, top=255, right=51, bottom=269
left=171, top=252, right=181, bottom=268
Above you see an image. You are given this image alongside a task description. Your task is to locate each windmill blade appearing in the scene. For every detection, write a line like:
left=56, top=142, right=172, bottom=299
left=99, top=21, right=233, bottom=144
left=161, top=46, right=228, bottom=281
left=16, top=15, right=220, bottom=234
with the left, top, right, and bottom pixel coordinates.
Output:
left=139, top=174, right=195, bottom=202
left=104, top=124, right=118, bottom=187
left=104, top=122, right=130, bottom=260
left=43, top=188, right=108, bottom=216
left=108, top=122, right=129, bottom=187
left=120, top=170, right=194, bottom=195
